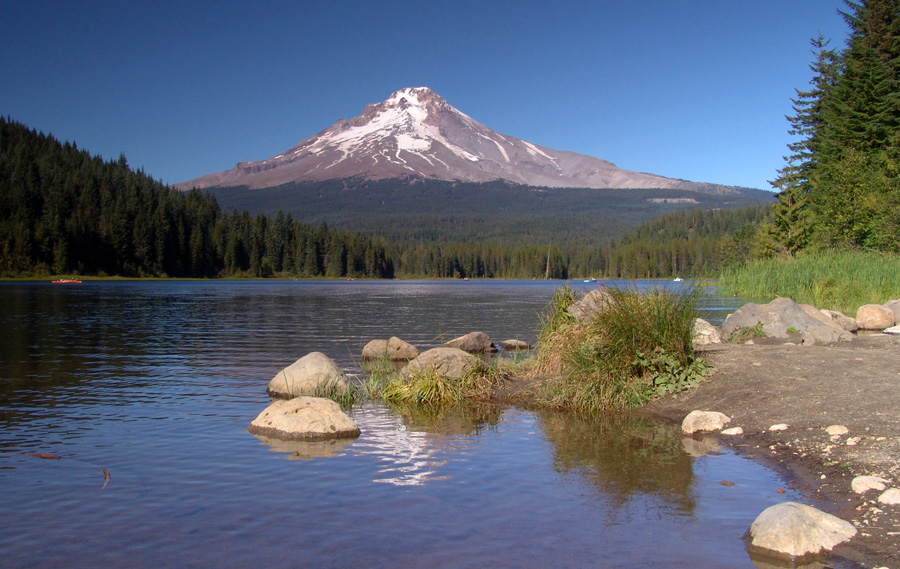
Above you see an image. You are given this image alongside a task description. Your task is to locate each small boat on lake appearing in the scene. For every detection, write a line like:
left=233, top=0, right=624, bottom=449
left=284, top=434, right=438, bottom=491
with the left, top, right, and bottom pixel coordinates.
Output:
left=673, top=277, right=684, bottom=283
left=51, top=278, right=82, bottom=284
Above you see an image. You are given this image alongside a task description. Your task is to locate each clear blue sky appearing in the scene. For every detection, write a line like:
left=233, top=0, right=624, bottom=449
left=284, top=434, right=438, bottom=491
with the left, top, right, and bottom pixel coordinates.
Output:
left=2, top=0, right=851, bottom=190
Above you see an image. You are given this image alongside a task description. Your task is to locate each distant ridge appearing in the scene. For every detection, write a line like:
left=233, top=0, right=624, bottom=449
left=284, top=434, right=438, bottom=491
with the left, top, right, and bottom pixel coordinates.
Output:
left=177, top=87, right=750, bottom=195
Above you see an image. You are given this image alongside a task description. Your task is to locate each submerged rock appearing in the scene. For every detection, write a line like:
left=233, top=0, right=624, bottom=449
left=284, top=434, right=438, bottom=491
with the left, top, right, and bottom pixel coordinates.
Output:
left=500, top=339, right=530, bottom=351
left=248, top=396, right=360, bottom=441
left=267, top=352, right=349, bottom=399
left=745, top=502, right=856, bottom=561
left=402, top=347, right=480, bottom=379
left=681, top=410, right=731, bottom=434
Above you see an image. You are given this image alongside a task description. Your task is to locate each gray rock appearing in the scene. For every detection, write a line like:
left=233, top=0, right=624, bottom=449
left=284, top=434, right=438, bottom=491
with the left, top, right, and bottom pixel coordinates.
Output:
left=878, top=488, right=900, bottom=505
left=444, top=331, right=497, bottom=353
left=402, top=347, right=481, bottom=380
left=386, top=336, right=419, bottom=360
left=850, top=475, right=889, bottom=494
left=856, top=304, right=895, bottom=330
left=500, top=339, right=530, bottom=351
left=884, top=299, right=900, bottom=324
left=721, top=427, right=744, bottom=436
left=361, top=339, right=389, bottom=360
left=722, top=298, right=852, bottom=345
left=568, top=287, right=614, bottom=322
left=884, top=325, right=900, bottom=335
left=819, top=309, right=859, bottom=332
left=746, top=502, right=857, bottom=560
left=692, top=318, right=722, bottom=346
left=681, top=410, right=731, bottom=434
left=362, top=337, right=419, bottom=360
left=267, top=352, right=349, bottom=399
left=247, top=396, right=360, bottom=441
left=824, top=425, right=848, bottom=438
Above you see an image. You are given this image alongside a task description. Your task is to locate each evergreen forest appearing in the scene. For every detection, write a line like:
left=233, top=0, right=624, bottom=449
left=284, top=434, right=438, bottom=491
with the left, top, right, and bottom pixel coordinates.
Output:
left=766, top=0, right=900, bottom=256
left=0, top=116, right=768, bottom=280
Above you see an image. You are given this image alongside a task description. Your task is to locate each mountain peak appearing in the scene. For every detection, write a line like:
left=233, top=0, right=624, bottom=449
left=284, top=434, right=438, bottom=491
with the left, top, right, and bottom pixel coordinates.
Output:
left=176, top=88, right=741, bottom=195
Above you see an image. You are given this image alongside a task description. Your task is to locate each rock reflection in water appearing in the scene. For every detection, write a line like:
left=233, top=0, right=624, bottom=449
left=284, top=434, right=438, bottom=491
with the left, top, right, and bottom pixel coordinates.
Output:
left=251, top=434, right=356, bottom=460
left=538, top=410, right=696, bottom=516
left=349, top=402, right=498, bottom=486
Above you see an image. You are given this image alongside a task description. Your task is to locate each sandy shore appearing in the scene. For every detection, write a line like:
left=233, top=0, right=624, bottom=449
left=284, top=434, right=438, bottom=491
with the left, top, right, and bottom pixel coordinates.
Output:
left=639, top=333, right=900, bottom=568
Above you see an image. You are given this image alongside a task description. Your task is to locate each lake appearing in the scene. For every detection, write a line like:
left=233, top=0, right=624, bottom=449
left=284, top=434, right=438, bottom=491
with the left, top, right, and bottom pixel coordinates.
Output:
left=0, top=280, right=829, bottom=568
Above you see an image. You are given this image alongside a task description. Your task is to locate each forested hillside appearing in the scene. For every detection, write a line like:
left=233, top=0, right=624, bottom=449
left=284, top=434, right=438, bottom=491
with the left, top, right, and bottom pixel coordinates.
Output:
left=0, top=118, right=393, bottom=278
left=1, top=117, right=773, bottom=279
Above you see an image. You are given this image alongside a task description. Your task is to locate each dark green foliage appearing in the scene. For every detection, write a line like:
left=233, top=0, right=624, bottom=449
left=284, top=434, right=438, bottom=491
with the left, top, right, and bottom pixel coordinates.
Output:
left=769, top=35, right=838, bottom=255
left=0, top=118, right=394, bottom=278
left=775, top=1, right=900, bottom=253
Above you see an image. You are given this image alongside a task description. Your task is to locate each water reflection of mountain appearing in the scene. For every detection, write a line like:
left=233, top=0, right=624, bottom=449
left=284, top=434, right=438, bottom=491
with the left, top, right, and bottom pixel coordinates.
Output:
left=537, top=410, right=696, bottom=516
left=349, top=403, right=500, bottom=486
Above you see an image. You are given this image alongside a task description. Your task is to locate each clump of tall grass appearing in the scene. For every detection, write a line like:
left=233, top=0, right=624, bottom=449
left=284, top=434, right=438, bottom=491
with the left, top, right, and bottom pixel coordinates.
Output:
left=310, top=378, right=359, bottom=408
left=719, top=250, right=900, bottom=315
left=381, top=361, right=509, bottom=406
left=528, top=286, right=708, bottom=411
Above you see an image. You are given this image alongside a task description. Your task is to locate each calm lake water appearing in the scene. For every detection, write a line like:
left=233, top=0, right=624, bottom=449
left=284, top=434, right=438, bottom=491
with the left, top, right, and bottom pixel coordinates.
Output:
left=0, top=280, right=831, bottom=568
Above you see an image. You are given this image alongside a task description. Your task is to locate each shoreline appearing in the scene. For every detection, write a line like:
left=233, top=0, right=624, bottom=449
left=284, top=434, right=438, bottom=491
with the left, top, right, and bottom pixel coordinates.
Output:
left=638, top=335, right=900, bottom=568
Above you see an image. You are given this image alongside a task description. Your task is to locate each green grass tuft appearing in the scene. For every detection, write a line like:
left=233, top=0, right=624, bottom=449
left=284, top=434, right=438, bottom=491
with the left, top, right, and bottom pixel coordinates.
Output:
left=526, top=286, right=708, bottom=411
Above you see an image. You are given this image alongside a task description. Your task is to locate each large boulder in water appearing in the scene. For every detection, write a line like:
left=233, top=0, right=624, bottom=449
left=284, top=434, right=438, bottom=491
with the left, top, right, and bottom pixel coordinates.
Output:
left=721, top=298, right=852, bottom=345
left=267, top=352, right=349, bottom=399
left=402, top=347, right=481, bottom=379
left=745, top=502, right=856, bottom=561
left=444, top=331, right=497, bottom=353
left=248, top=396, right=360, bottom=441
left=568, top=288, right=614, bottom=322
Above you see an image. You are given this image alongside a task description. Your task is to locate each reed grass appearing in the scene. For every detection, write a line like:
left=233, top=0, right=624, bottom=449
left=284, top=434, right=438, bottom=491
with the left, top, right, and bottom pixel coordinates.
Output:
left=527, top=286, right=708, bottom=411
left=719, top=250, right=900, bottom=315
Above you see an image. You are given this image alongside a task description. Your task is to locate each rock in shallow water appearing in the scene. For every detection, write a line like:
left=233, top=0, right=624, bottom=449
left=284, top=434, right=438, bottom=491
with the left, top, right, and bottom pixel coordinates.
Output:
left=248, top=396, right=360, bottom=441
left=681, top=410, right=731, bottom=434
left=745, top=502, right=856, bottom=561
left=267, top=352, right=349, bottom=399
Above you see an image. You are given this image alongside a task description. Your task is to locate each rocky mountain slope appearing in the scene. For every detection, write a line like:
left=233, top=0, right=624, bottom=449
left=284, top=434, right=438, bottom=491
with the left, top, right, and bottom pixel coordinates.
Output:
left=177, top=87, right=746, bottom=194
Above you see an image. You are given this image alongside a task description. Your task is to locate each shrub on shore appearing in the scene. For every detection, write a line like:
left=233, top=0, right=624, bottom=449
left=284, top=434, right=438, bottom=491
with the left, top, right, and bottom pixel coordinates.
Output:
left=526, top=286, right=708, bottom=412
left=719, top=250, right=900, bottom=315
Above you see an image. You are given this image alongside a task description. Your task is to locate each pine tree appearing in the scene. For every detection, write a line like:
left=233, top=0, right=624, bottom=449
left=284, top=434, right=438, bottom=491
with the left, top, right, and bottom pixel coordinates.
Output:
left=813, top=0, right=900, bottom=249
left=769, top=35, right=838, bottom=255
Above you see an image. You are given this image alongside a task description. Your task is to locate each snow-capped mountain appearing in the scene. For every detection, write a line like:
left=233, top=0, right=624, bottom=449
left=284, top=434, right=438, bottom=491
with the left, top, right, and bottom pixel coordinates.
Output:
left=177, top=87, right=737, bottom=193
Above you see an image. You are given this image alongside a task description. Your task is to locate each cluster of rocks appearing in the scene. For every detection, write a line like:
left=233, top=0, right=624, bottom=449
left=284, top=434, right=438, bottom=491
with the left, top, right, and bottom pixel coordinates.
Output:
left=248, top=331, right=531, bottom=446
left=248, top=352, right=361, bottom=445
left=681, top=409, right=900, bottom=564
left=362, top=331, right=531, bottom=361
left=692, top=297, right=900, bottom=347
